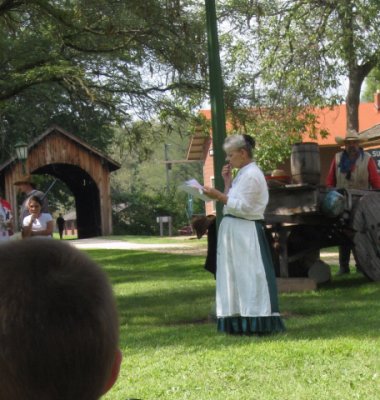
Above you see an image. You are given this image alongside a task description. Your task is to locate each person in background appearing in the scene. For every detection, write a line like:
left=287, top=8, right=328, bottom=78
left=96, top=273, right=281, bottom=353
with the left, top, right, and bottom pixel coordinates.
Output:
left=203, top=134, right=285, bottom=336
left=0, top=239, right=121, bottom=400
left=56, top=213, right=65, bottom=240
left=0, top=193, right=13, bottom=242
left=14, top=174, right=49, bottom=225
left=22, top=195, right=53, bottom=238
left=326, top=129, right=380, bottom=275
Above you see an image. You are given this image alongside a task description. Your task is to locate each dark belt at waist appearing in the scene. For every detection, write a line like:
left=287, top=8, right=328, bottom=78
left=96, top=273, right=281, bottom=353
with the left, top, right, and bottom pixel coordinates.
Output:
left=224, top=214, right=264, bottom=223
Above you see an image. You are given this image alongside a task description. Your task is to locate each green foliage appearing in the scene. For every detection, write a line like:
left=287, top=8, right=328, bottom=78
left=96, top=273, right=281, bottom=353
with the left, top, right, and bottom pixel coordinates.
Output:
left=0, top=0, right=208, bottom=161
left=0, top=1, right=210, bottom=220
left=112, top=186, right=197, bottom=235
left=362, top=67, right=380, bottom=102
left=0, top=83, right=116, bottom=162
left=0, top=0, right=207, bottom=103
left=218, top=0, right=380, bottom=136
left=225, top=106, right=328, bottom=171
left=110, top=117, right=204, bottom=234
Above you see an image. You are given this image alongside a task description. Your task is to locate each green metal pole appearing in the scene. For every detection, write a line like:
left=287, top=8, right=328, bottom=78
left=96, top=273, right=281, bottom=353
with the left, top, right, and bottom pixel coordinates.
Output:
left=205, top=0, right=226, bottom=228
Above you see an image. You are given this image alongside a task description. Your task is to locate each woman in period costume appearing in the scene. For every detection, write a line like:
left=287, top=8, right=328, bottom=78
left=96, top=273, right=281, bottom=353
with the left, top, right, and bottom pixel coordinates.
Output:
left=203, top=134, right=285, bottom=335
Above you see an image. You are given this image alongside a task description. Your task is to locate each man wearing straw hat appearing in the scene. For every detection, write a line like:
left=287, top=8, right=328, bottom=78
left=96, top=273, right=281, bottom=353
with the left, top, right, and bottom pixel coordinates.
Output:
left=326, top=129, right=380, bottom=275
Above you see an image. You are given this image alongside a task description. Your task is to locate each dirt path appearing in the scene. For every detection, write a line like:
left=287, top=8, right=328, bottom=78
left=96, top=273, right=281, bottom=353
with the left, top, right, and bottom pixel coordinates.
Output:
left=70, top=237, right=207, bottom=254
left=71, top=237, right=339, bottom=264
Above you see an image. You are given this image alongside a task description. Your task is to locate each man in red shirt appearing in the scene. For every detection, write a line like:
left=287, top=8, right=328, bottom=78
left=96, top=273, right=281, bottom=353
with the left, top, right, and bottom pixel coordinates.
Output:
left=326, top=129, right=380, bottom=274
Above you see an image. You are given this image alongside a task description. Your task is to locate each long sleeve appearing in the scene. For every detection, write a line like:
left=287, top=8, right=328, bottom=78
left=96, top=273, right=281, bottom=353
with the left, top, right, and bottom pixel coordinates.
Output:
left=326, top=157, right=337, bottom=187
left=368, top=158, right=380, bottom=189
left=223, top=163, right=268, bottom=219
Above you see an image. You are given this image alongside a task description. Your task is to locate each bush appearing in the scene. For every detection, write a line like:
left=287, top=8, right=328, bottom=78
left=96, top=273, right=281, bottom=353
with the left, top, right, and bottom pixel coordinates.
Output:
left=112, top=186, right=201, bottom=235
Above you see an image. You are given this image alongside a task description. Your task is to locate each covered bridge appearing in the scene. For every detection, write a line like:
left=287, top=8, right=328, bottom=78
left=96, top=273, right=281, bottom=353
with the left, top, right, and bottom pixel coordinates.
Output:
left=0, top=125, right=120, bottom=238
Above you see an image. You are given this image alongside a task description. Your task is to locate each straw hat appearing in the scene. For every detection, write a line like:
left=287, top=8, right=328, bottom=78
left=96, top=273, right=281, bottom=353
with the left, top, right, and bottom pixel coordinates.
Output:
left=14, top=174, right=35, bottom=186
left=335, top=129, right=368, bottom=145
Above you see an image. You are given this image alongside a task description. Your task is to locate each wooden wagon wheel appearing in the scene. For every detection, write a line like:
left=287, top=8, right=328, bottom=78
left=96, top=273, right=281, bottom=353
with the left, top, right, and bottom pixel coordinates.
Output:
left=351, top=192, right=380, bottom=281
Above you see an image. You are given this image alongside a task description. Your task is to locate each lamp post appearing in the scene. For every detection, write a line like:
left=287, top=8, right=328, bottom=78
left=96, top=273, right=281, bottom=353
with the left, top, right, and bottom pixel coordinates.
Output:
left=14, top=141, right=28, bottom=174
left=164, top=143, right=171, bottom=192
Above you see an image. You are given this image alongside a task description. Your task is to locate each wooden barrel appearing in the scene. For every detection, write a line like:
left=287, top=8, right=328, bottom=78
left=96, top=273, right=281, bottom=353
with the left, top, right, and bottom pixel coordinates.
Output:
left=291, top=142, right=321, bottom=185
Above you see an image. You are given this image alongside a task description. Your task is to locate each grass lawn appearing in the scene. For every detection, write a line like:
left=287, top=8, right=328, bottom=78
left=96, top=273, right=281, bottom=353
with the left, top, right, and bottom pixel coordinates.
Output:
left=52, top=233, right=77, bottom=240
left=84, top=247, right=380, bottom=400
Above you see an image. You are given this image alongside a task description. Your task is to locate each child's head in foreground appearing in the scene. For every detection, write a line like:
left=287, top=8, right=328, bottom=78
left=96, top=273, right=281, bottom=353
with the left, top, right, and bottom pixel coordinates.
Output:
left=0, top=238, right=121, bottom=400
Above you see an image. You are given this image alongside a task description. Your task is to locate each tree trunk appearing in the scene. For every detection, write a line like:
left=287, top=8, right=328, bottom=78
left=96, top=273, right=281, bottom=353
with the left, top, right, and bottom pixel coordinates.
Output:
left=346, top=62, right=375, bottom=132
left=346, top=73, right=361, bottom=132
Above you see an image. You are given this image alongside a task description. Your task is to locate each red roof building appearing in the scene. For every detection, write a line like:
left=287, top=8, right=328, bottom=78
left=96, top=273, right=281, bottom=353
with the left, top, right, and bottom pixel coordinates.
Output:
left=187, top=94, right=380, bottom=215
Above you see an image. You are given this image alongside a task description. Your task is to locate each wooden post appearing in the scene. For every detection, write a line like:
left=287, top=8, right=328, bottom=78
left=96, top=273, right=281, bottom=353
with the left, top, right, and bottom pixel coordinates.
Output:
left=278, top=227, right=290, bottom=278
left=205, top=0, right=226, bottom=229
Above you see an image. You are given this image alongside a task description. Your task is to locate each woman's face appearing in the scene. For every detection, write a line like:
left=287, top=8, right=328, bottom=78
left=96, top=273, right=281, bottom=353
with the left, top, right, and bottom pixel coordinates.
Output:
left=28, top=200, right=41, bottom=215
left=225, top=148, right=247, bottom=169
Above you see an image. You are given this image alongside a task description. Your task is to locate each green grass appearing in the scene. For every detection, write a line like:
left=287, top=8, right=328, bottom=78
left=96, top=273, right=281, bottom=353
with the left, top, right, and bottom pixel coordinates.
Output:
left=83, top=248, right=380, bottom=400
left=321, top=246, right=339, bottom=253
left=52, top=233, right=77, bottom=240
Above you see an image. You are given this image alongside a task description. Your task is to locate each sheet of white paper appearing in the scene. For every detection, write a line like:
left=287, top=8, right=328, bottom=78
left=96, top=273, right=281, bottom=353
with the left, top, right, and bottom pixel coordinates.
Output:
left=178, top=179, right=213, bottom=201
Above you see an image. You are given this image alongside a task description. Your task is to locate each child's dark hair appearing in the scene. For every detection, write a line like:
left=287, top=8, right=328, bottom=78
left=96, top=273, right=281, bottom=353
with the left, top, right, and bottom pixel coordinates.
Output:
left=0, top=239, right=119, bottom=400
left=27, top=195, right=43, bottom=206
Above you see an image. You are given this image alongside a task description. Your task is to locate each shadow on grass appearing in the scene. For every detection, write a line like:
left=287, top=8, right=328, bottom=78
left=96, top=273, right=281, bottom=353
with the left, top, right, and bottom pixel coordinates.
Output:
left=87, top=249, right=209, bottom=284
left=319, top=273, right=372, bottom=289
left=85, top=249, right=380, bottom=348
left=280, top=272, right=380, bottom=340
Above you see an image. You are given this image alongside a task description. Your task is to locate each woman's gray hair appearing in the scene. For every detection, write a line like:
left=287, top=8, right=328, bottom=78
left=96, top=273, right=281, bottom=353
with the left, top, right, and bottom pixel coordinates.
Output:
left=223, top=134, right=255, bottom=157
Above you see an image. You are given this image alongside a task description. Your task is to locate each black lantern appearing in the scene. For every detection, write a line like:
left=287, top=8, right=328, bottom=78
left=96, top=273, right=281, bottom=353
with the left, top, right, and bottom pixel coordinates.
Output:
left=14, top=141, right=28, bottom=173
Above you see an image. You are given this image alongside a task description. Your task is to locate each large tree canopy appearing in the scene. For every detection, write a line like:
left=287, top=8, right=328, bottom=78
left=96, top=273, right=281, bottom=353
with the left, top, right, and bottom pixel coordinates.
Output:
left=4, top=1, right=380, bottom=174
left=219, top=0, right=380, bottom=131
left=0, top=0, right=207, bottom=103
left=0, top=0, right=208, bottom=161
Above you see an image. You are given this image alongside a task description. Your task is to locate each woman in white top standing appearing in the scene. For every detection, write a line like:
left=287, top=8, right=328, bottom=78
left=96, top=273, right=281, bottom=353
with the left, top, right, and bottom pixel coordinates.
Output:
left=203, top=134, right=285, bottom=335
left=22, top=196, right=53, bottom=238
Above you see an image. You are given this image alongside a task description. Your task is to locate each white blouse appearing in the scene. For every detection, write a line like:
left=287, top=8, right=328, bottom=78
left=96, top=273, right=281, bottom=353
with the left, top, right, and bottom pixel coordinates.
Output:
left=23, top=213, right=53, bottom=236
left=223, top=162, right=268, bottom=220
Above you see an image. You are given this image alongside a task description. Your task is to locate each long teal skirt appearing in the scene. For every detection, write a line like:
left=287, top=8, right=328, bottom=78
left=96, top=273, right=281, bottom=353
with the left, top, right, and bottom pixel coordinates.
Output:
left=217, top=220, right=285, bottom=335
